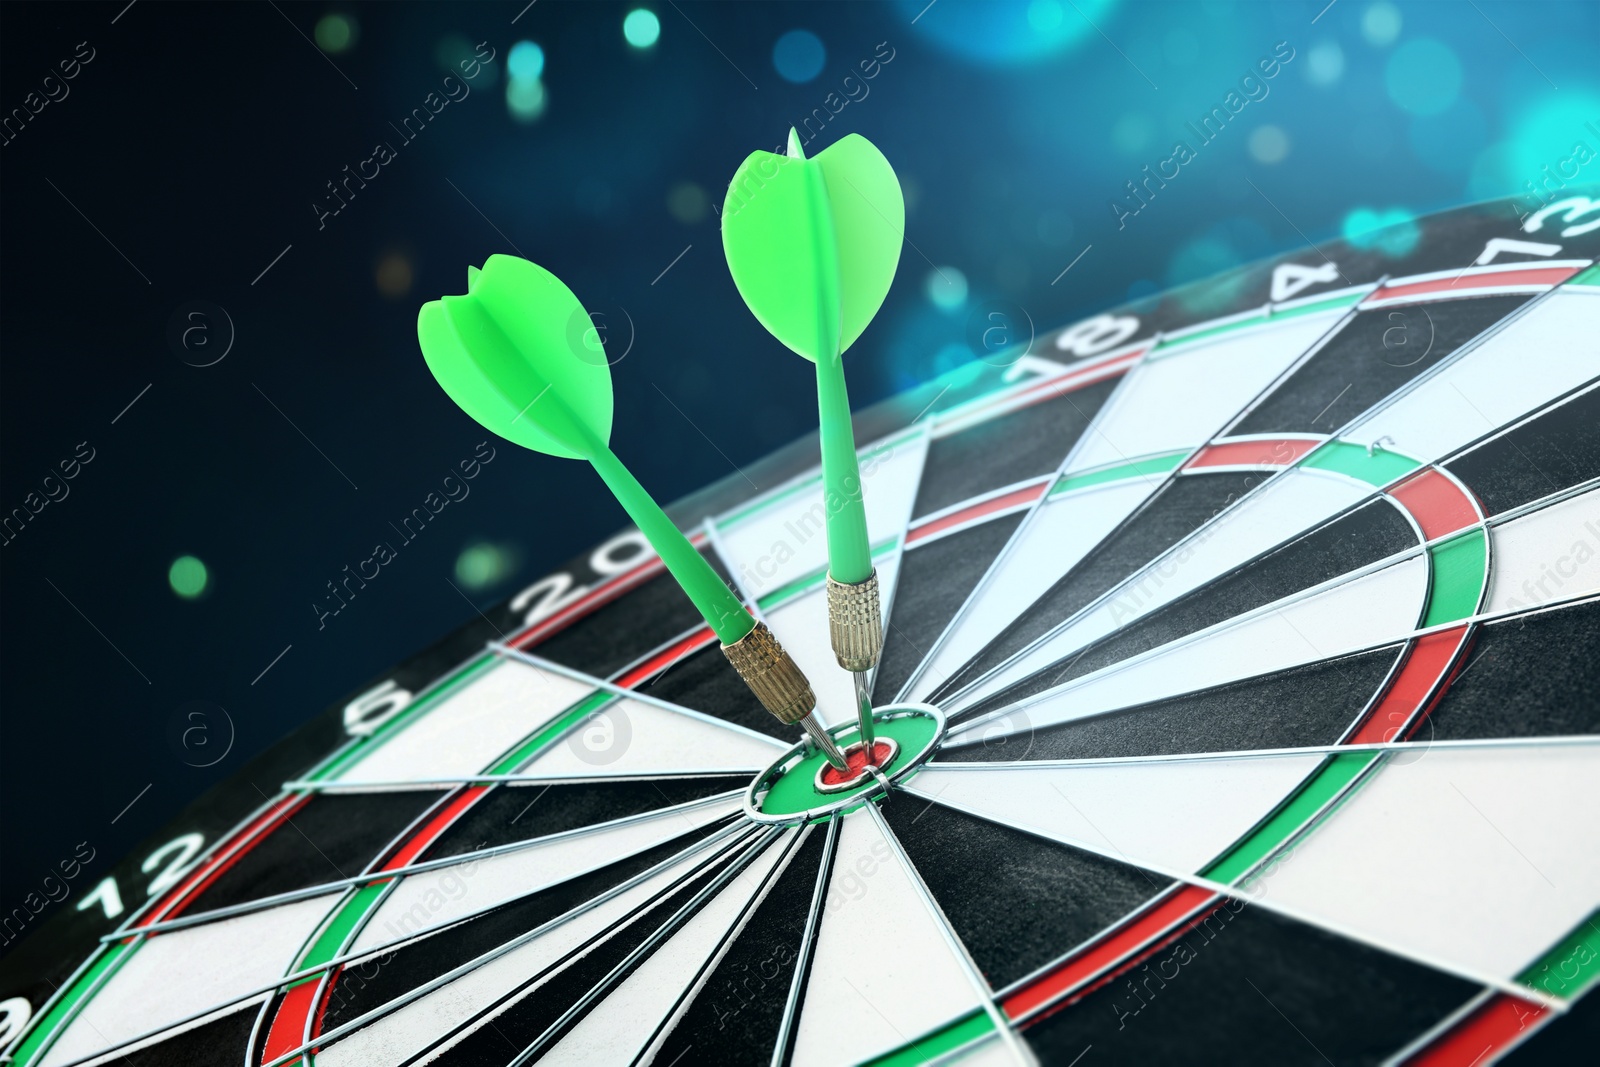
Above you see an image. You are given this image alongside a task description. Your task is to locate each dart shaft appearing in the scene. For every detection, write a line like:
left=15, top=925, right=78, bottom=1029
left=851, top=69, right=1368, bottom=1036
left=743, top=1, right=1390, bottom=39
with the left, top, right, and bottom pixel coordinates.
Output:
left=587, top=444, right=752, bottom=645
left=816, top=357, right=873, bottom=584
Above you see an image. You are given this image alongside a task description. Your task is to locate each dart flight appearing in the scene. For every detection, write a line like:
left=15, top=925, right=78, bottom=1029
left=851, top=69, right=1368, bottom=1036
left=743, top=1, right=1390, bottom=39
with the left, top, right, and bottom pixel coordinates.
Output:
left=418, top=254, right=848, bottom=768
left=722, top=129, right=906, bottom=752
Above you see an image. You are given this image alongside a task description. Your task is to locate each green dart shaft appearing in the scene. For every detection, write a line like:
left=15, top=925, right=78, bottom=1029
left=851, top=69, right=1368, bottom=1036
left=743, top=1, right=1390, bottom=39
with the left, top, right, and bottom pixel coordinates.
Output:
left=816, top=356, right=872, bottom=584
left=586, top=443, right=753, bottom=646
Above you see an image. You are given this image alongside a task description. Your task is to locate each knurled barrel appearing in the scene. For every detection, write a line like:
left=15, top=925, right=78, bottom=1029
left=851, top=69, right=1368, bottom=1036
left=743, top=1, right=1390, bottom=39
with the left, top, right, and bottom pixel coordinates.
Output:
left=827, top=570, right=882, bottom=672
left=721, top=621, right=817, bottom=724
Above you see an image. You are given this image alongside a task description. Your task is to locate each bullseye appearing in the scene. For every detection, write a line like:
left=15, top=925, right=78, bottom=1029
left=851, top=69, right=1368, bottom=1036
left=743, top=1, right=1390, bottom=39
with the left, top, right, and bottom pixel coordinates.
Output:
left=816, top=737, right=900, bottom=794
left=744, top=702, right=945, bottom=823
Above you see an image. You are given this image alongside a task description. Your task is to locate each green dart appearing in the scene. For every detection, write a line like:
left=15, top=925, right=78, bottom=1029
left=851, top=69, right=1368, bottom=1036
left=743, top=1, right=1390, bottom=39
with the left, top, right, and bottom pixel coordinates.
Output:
left=721, top=128, right=905, bottom=756
left=418, top=254, right=847, bottom=770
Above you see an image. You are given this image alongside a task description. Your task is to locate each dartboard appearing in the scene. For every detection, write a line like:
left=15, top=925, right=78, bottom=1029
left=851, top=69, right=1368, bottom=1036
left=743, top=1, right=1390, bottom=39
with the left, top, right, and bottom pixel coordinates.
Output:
left=5, top=192, right=1599, bottom=1067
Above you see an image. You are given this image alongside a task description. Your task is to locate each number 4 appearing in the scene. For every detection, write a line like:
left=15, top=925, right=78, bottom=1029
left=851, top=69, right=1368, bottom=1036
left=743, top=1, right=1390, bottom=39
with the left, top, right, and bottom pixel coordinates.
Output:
left=1271, top=261, right=1340, bottom=302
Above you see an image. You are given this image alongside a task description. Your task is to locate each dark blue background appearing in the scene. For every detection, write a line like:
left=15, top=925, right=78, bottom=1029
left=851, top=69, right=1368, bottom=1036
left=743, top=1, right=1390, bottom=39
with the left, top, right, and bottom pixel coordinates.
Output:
left=2, top=0, right=1595, bottom=913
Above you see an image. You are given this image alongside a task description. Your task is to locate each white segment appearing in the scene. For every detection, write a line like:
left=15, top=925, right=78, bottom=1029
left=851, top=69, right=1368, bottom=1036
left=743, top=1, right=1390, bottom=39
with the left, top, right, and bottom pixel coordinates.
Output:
left=1483, top=488, right=1600, bottom=614
left=1344, top=291, right=1600, bottom=465
left=765, top=556, right=902, bottom=726
left=956, top=555, right=1429, bottom=736
left=543, top=830, right=796, bottom=1065
left=718, top=432, right=928, bottom=602
left=791, top=810, right=985, bottom=1067
left=348, top=798, right=740, bottom=953
left=336, top=662, right=592, bottom=784
left=954, top=468, right=1378, bottom=709
left=911, top=754, right=1324, bottom=874
left=517, top=697, right=780, bottom=778
left=945, top=293, right=1599, bottom=712
left=1241, top=743, right=1600, bottom=982
left=319, top=837, right=726, bottom=1067
left=1063, top=312, right=1340, bottom=475
left=907, top=479, right=1155, bottom=703
left=39, top=895, right=339, bottom=1067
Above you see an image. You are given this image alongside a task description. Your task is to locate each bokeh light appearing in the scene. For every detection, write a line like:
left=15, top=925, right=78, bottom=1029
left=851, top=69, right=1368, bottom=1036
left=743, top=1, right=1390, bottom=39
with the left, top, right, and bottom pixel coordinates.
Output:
left=623, top=9, right=661, bottom=49
left=1304, top=41, right=1344, bottom=87
left=773, top=30, right=825, bottom=83
left=375, top=251, right=414, bottom=298
left=437, top=34, right=498, bottom=86
left=508, top=40, right=545, bottom=81
left=898, top=0, right=1115, bottom=65
left=507, top=77, right=547, bottom=122
left=169, top=556, right=208, bottom=599
left=667, top=182, right=709, bottom=224
left=314, top=13, right=356, bottom=54
left=1248, top=125, right=1291, bottom=164
left=455, top=542, right=520, bottom=591
left=1385, top=39, right=1463, bottom=117
left=1027, top=0, right=1064, bottom=32
left=925, top=267, right=969, bottom=310
left=1342, top=207, right=1421, bottom=257
left=1361, top=2, right=1402, bottom=47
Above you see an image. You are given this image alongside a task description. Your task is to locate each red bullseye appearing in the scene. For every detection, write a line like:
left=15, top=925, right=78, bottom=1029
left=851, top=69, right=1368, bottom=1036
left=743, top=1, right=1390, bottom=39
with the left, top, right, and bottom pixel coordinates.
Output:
left=815, top=738, right=899, bottom=794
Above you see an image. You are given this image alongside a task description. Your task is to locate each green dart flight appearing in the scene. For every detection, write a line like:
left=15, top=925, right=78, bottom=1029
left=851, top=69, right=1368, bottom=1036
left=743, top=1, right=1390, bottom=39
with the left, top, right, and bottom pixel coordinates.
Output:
left=418, top=254, right=847, bottom=769
left=721, top=129, right=905, bottom=754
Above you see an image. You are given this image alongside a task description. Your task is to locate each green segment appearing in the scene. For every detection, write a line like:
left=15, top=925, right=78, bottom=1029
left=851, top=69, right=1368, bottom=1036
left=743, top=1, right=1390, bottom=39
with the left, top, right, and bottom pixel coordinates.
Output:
left=12, top=943, right=132, bottom=1066
left=759, top=713, right=939, bottom=816
left=863, top=1010, right=995, bottom=1067
left=1151, top=291, right=1360, bottom=355
left=1423, top=529, right=1488, bottom=627
left=291, top=882, right=390, bottom=986
left=756, top=539, right=897, bottom=612
left=1302, top=440, right=1422, bottom=487
left=1205, top=753, right=1376, bottom=883
left=1569, top=262, right=1600, bottom=287
left=311, top=655, right=499, bottom=781
left=1517, top=910, right=1600, bottom=999
left=488, top=690, right=615, bottom=774
left=720, top=431, right=916, bottom=529
left=1049, top=451, right=1187, bottom=497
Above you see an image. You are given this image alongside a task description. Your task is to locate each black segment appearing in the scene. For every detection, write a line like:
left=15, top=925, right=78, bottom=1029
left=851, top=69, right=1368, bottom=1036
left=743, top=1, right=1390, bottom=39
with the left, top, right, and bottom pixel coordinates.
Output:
left=912, top=378, right=1119, bottom=519
left=949, top=647, right=1403, bottom=762
left=421, top=777, right=750, bottom=860
left=655, top=826, right=828, bottom=1065
left=1021, top=902, right=1477, bottom=1066
left=1501, top=983, right=1600, bottom=1064
left=530, top=547, right=737, bottom=680
left=432, top=836, right=758, bottom=1065
left=883, top=800, right=1169, bottom=990
left=1425, top=600, right=1600, bottom=740
left=877, top=513, right=1025, bottom=701
left=636, top=642, right=789, bottom=740
left=989, top=498, right=1418, bottom=703
left=186, top=791, right=441, bottom=914
left=1446, top=385, right=1600, bottom=515
left=321, top=819, right=735, bottom=1034
left=1230, top=296, right=1528, bottom=436
left=102, top=1004, right=261, bottom=1066
left=934, top=471, right=1271, bottom=704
